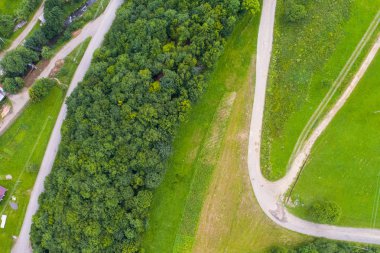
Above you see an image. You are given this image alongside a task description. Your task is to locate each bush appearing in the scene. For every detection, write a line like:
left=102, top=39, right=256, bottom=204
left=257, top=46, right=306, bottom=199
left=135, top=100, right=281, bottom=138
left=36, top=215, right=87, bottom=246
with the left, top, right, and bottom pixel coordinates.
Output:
left=285, top=0, right=307, bottom=23
left=25, top=29, right=48, bottom=50
left=3, top=77, right=25, bottom=94
left=0, top=47, right=39, bottom=78
left=307, top=200, right=341, bottom=224
left=0, top=15, right=14, bottom=38
left=41, top=46, right=53, bottom=59
left=29, top=78, right=56, bottom=102
left=243, top=0, right=260, bottom=16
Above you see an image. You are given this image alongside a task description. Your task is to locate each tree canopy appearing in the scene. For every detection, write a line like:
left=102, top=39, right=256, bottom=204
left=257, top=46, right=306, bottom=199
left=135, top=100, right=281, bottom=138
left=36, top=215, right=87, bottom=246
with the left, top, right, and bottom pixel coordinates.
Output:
left=0, top=47, right=39, bottom=77
left=31, top=0, right=256, bottom=252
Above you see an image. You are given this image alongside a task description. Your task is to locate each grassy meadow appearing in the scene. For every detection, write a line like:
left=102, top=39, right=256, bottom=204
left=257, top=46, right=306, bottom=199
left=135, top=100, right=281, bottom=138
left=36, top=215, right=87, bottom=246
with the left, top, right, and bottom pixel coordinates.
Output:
left=289, top=51, right=380, bottom=228
left=0, top=39, right=89, bottom=253
left=141, top=14, right=308, bottom=253
left=0, top=0, right=23, bottom=15
left=261, top=0, right=380, bottom=180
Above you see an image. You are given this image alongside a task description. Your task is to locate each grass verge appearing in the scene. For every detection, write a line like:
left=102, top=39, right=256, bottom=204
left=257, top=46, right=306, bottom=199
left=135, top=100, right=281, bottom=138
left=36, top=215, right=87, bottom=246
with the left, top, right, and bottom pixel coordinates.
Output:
left=289, top=51, right=380, bottom=228
left=261, top=0, right=380, bottom=180
left=0, top=39, right=90, bottom=253
left=141, top=14, right=308, bottom=253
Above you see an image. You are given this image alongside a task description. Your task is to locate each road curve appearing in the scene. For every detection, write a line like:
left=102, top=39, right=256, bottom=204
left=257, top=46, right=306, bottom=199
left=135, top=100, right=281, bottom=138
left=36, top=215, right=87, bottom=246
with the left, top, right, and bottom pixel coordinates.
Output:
left=0, top=1, right=45, bottom=59
left=248, top=0, right=380, bottom=245
left=11, top=0, right=124, bottom=252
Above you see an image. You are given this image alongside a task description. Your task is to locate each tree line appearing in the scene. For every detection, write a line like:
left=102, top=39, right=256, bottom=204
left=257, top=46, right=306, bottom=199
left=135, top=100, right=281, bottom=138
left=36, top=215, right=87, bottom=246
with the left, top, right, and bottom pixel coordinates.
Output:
left=271, top=239, right=380, bottom=253
left=30, top=0, right=259, bottom=252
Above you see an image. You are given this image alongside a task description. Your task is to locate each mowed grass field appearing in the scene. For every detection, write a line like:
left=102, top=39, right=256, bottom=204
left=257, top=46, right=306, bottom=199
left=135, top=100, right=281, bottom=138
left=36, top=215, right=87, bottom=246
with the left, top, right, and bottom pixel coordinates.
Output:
left=0, top=40, right=89, bottom=253
left=261, top=0, right=380, bottom=180
left=289, top=51, right=380, bottom=228
left=141, top=14, right=308, bottom=253
left=0, top=0, right=23, bottom=15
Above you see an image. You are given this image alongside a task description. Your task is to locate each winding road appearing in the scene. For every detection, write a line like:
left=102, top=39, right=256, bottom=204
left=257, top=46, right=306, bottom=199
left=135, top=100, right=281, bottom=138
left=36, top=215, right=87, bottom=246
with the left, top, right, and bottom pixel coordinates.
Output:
left=248, top=0, right=380, bottom=244
left=11, top=0, right=124, bottom=252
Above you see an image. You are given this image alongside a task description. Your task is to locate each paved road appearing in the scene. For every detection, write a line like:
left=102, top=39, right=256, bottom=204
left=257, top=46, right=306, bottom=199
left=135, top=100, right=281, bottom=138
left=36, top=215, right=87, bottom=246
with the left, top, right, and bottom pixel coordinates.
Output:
left=248, top=0, right=380, bottom=245
left=11, top=0, right=123, bottom=252
left=0, top=6, right=103, bottom=136
left=0, top=1, right=45, bottom=59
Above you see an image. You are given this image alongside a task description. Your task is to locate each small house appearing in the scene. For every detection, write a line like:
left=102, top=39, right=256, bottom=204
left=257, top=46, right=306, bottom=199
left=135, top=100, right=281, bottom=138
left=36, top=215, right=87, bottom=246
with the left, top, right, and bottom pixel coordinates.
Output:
left=0, top=186, right=7, bottom=201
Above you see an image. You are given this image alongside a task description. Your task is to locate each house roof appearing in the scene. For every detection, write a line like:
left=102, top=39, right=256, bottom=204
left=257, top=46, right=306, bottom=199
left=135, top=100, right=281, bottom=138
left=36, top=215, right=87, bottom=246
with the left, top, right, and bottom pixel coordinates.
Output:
left=0, top=186, right=7, bottom=201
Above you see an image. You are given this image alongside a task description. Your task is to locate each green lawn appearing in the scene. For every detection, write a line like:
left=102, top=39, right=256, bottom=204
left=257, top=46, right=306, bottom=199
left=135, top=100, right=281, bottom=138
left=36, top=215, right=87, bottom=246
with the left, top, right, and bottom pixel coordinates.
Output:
left=0, top=0, right=23, bottom=15
left=289, top=51, right=380, bottom=228
left=141, top=13, right=308, bottom=253
left=261, top=0, right=380, bottom=180
left=0, top=39, right=89, bottom=253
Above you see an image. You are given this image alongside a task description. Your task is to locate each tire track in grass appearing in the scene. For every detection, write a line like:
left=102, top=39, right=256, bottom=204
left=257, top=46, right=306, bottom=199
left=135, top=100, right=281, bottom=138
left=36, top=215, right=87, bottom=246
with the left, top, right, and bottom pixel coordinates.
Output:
left=285, top=10, right=380, bottom=173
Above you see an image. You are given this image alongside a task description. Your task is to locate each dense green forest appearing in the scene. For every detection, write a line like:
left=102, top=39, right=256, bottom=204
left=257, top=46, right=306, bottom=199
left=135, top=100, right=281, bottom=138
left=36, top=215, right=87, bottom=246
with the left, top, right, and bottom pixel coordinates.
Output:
left=31, top=0, right=259, bottom=252
left=271, top=239, right=380, bottom=253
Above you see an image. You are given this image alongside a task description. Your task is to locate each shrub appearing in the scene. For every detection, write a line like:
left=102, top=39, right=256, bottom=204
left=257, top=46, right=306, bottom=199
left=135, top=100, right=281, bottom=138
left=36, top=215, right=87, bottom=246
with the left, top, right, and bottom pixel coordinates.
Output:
left=243, top=0, right=260, bottom=16
left=29, top=78, right=56, bottom=102
left=25, top=29, right=48, bottom=50
left=3, top=77, right=25, bottom=94
left=41, top=46, right=53, bottom=59
left=0, top=15, right=14, bottom=38
left=0, top=47, right=39, bottom=77
left=307, top=200, right=341, bottom=224
left=285, top=0, right=307, bottom=23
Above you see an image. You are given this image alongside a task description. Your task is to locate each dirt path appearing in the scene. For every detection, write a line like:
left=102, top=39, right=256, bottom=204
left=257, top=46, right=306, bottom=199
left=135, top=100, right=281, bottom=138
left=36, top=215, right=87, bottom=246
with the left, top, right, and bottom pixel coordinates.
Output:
left=248, top=0, right=380, bottom=244
left=11, top=0, right=124, bottom=252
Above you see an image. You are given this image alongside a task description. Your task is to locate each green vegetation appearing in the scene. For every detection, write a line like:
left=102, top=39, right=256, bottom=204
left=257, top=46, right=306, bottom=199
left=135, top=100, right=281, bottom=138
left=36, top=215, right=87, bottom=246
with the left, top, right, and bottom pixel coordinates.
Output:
left=0, top=0, right=42, bottom=50
left=2, top=77, right=25, bottom=94
left=289, top=53, right=380, bottom=228
left=0, top=0, right=23, bottom=15
left=261, top=0, right=380, bottom=180
left=307, top=200, right=341, bottom=224
left=29, top=78, right=57, bottom=102
left=0, top=47, right=39, bottom=78
left=0, top=40, right=89, bottom=253
left=142, top=14, right=308, bottom=253
left=271, top=239, right=380, bottom=253
left=30, top=1, right=257, bottom=252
